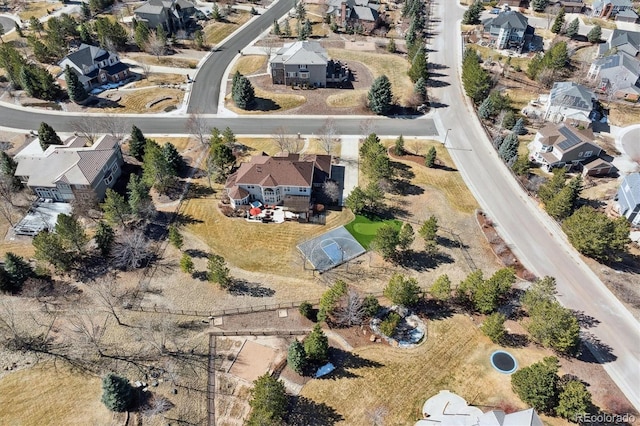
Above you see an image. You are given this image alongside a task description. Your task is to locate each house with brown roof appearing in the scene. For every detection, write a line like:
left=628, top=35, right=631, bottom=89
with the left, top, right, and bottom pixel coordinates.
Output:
left=530, top=123, right=603, bottom=171
left=14, top=135, right=124, bottom=202
left=224, top=153, right=332, bottom=210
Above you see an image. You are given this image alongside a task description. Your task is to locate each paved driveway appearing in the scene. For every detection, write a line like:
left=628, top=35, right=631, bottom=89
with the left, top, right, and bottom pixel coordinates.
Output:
left=339, top=136, right=360, bottom=205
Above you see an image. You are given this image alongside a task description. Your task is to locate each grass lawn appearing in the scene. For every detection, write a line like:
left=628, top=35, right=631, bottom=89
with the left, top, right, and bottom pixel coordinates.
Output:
left=102, top=88, right=183, bottom=114
left=0, top=363, right=112, bottom=425
left=326, top=89, right=367, bottom=108
left=129, top=55, right=198, bottom=69
left=299, top=314, right=553, bottom=425
left=18, top=1, right=62, bottom=20
left=503, top=87, right=538, bottom=111
left=132, top=73, right=186, bottom=88
left=226, top=88, right=306, bottom=114
left=205, top=11, right=252, bottom=46
left=607, top=102, right=640, bottom=127
left=231, top=55, right=267, bottom=75
left=327, top=48, right=413, bottom=105
left=469, top=44, right=531, bottom=71
left=344, top=215, right=403, bottom=249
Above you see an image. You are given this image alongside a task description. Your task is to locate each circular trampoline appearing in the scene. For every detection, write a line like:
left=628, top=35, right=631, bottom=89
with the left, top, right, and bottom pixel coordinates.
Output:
left=490, top=350, right=518, bottom=374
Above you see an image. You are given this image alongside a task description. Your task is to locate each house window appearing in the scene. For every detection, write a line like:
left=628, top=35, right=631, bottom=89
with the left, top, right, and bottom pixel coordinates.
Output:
left=298, top=65, right=307, bottom=69
left=287, top=72, right=297, bottom=78
left=114, top=74, right=119, bottom=81
left=111, top=163, right=118, bottom=173
left=578, top=152, right=583, bottom=157
left=101, top=74, right=107, bottom=82
left=299, top=72, right=309, bottom=79
left=300, top=188, right=307, bottom=192
left=584, top=151, right=593, bottom=157
left=104, top=173, right=114, bottom=186
left=58, top=183, right=70, bottom=190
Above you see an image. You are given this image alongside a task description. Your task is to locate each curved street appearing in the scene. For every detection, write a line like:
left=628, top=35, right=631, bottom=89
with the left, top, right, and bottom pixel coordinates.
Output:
left=0, top=0, right=637, bottom=412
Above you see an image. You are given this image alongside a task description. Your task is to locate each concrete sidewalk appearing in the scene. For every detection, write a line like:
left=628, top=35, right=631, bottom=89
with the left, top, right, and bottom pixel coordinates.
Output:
left=338, top=136, right=359, bottom=205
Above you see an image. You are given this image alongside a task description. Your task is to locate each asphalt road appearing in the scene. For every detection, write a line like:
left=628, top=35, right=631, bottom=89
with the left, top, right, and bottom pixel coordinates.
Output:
left=620, top=125, right=640, bottom=165
left=434, top=0, right=640, bottom=411
left=186, top=0, right=294, bottom=113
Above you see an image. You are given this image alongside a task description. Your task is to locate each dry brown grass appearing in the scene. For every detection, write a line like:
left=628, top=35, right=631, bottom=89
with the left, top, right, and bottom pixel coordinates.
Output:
left=327, top=48, right=413, bottom=105
left=582, top=16, right=617, bottom=30
left=225, top=88, right=306, bottom=114
left=607, top=102, right=640, bottom=127
left=503, top=87, right=538, bottom=111
left=0, top=363, right=113, bottom=425
left=231, top=55, right=267, bottom=76
left=180, top=191, right=354, bottom=276
left=18, top=2, right=63, bottom=20
left=383, top=139, right=479, bottom=214
left=153, top=137, right=192, bottom=152
left=102, top=88, right=183, bottom=114
left=300, top=314, right=553, bottom=425
left=205, top=11, right=252, bottom=46
left=326, top=90, right=367, bottom=108
left=470, top=45, right=531, bottom=71
left=133, top=73, right=186, bottom=88
left=128, top=55, right=198, bottom=69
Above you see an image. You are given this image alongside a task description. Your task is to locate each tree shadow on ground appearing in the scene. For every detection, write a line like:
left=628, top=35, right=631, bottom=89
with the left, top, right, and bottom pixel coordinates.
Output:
left=172, top=212, right=204, bottom=226
left=288, top=396, right=344, bottom=425
left=432, top=162, right=457, bottom=172
left=608, top=253, right=640, bottom=274
left=393, top=179, right=425, bottom=196
left=579, top=332, right=617, bottom=363
left=191, top=270, right=208, bottom=281
left=397, top=250, right=454, bottom=272
left=391, top=160, right=415, bottom=180
left=184, top=249, right=209, bottom=259
left=74, top=254, right=111, bottom=282
left=437, top=235, right=466, bottom=249
left=502, top=333, right=529, bottom=348
left=185, top=182, right=215, bottom=199
left=573, top=310, right=600, bottom=329
left=250, top=97, right=279, bottom=111
left=319, top=347, right=383, bottom=380
left=229, top=279, right=275, bottom=297
left=418, top=299, right=454, bottom=320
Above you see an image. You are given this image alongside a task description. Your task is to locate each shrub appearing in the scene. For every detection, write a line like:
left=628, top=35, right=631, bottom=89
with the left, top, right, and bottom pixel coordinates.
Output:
left=298, top=301, right=314, bottom=320
left=362, top=295, right=380, bottom=318
left=287, top=340, right=306, bottom=374
left=379, top=312, right=401, bottom=337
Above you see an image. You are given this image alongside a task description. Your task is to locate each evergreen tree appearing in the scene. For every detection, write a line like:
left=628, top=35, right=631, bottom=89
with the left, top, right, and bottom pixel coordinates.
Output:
left=272, top=20, right=281, bottom=36
left=565, top=18, right=579, bottom=39
left=478, top=97, right=494, bottom=120
left=498, top=133, right=518, bottom=163
left=502, top=110, right=517, bottom=129
left=287, top=340, right=306, bottom=374
left=55, top=213, right=88, bottom=253
left=155, top=24, right=167, bottom=45
left=414, top=76, right=427, bottom=103
left=162, top=142, right=184, bottom=174
left=142, top=139, right=175, bottom=194
left=461, top=48, right=491, bottom=104
left=207, top=254, right=232, bottom=288
left=546, top=176, right=581, bottom=220
left=168, top=225, right=183, bottom=249
left=194, top=29, right=205, bottom=50
left=418, top=215, right=438, bottom=252
left=304, top=324, right=329, bottom=363
left=387, top=37, right=396, bottom=53
left=481, top=312, right=506, bottom=343
left=556, top=380, right=592, bottom=420
left=95, top=221, right=115, bottom=256
left=247, top=374, right=287, bottom=426
left=430, top=274, right=452, bottom=301
left=14, top=22, right=24, bottom=38
left=101, top=189, right=131, bottom=227
left=511, top=357, right=559, bottom=412
left=3, top=252, right=33, bottom=292
left=398, top=222, right=415, bottom=251
left=425, top=146, right=437, bottom=167
left=126, top=173, right=151, bottom=218
left=283, top=19, right=291, bottom=37
left=384, top=273, right=420, bottom=307
left=511, top=117, right=526, bottom=135
left=0, top=268, right=14, bottom=294
left=296, top=0, right=306, bottom=20
left=371, top=224, right=401, bottom=260
left=65, top=65, right=88, bottom=103
left=129, top=125, right=146, bottom=161
left=79, top=23, right=92, bottom=44
left=134, top=22, right=150, bottom=50
left=408, top=46, right=428, bottom=83
left=587, top=25, right=601, bottom=43
left=462, top=1, right=483, bottom=24
left=367, top=75, right=393, bottom=115
left=538, top=169, right=567, bottom=204
left=33, top=230, right=73, bottom=271
left=563, top=206, right=630, bottom=262
left=531, top=0, right=549, bottom=12
left=298, top=19, right=312, bottom=40
left=81, top=1, right=92, bottom=20
left=551, top=7, right=565, bottom=34
left=233, top=75, right=255, bottom=110
left=38, top=122, right=62, bottom=151
left=210, top=3, right=221, bottom=21
left=180, top=253, right=194, bottom=273
left=101, top=373, right=133, bottom=412
left=394, top=134, right=405, bottom=155
left=0, top=151, right=22, bottom=190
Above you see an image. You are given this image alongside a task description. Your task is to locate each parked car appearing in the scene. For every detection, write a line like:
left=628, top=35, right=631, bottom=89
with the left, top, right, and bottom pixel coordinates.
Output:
left=490, top=8, right=500, bottom=14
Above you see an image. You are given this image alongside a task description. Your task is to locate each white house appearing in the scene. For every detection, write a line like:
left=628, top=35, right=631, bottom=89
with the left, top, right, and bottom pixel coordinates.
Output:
left=544, top=82, right=597, bottom=124
left=615, top=173, right=640, bottom=226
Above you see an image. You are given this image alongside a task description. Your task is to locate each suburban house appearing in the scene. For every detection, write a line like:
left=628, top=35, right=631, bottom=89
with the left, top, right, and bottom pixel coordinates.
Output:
left=14, top=135, right=124, bottom=202
left=530, top=123, right=602, bottom=171
left=551, top=0, right=584, bottom=13
left=326, top=0, right=382, bottom=33
left=544, top=82, right=598, bottom=124
left=587, top=51, right=640, bottom=101
left=597, top=29, right=640, bottom=58
left=591, top=0, right=637, bottom=21
left=415, top=390, right=543, bottom=426
left=615, top=173, right=640, bottom=226
left=582, top=157, right=616, bottom=177
left=224, top=153, right=332, bottom=210
left=134, top=0, right=198, bottom=33
left=58, top=44, right=130, bottom=89
left=269, top=41, right=349, bottom=87
left=482, top=10, right=533, bottom=50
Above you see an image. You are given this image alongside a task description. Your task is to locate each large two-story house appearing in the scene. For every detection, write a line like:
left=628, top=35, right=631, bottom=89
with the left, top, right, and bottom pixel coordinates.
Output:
left=530, top=123, right=602, bottom=171
left=326, top=0, right=382, bottom=33
left=483, top=10, right=533, bottom=50
left=544, top=82, right=598, bottom=124
left=615, top=173, right=640, bottom=226
left=597, top=29, right=640, bottom=58
left=587, top=51, right=640, bottom=101
left=224, top=153, right=332, bottom=211
left=134, top=0, right=198, bottom=33
left=58, top=44, right=130, bottom=89
left=592, top=0, right=637, bottom=21
left=14, top=135, right=124, bottom=202
left=269, top=41, right=349, bottom=87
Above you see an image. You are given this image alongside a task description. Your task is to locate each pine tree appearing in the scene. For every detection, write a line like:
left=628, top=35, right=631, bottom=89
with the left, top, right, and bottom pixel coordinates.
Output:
left=398, top=222, right=415, bottom=251
left=587, top=25, right=601, bottom=43
left=64, top=65, right=88, bottom=103
left=233, top=76, right=255, bottom=110
left=3, top=252, right=33, bottom=292
left=95, top=221, right=115, bottom=256
left=38, top=122, right=62, bottom=151
left=101, top=373, right=133, bottom=412
left=368, top=75, right=393, bottom=115
left=304, top=324, right=329, bottom=363
left=272, top=20, right=281, bottom=36
left=207, top=254, right=232, bottom=288
left=462, top=1, right=482, bottom=24
left=287, top=340, right=306, bottom=374
left=482, top=312, right=507, bottom=343
left=101, top=188, right=131, bottom=227
left=430, top=274, right=451, bottom=301
left=55, top=213, right=88, bottom=253
left=298, top=19, right=312, bottom=40
left=162, top=142, right=184, bottom=174
left=511, top=117, right=526, bottom=135
left=408, top=46, right=428, bottom=83
left=296, top=0, right=306, bottom=20
left=425, top=146, right=437, bottom=167
left=502, top=110, right=517, bottom=129
left=394, top=135, right=405, bottom=155
left=168, top=225, right=183, bottom=249
left=478, top=97, right=494, bottom=120
left=498, top=133, right=518, bottom=163
left=142, top=139, right=175, bottom=193
left=194, top=30, right=205, bottom=50
left=247, top=374, right=287, bottom=426
left=129, top=125, right=146, bottom=160
left=551, top=7, right=565, bottom=34
left=126, top=173, right=151, bottom=218
left=283, top=19, right=291, bottom=37
left=566, top=18, right=579, bottom=39
left=531, top=0, right=549, bottom=12
left=0, top=151, right=22, bottom=190
left=14, top=22, right=24, bottom=38
left=461, top=48, right=491, bottom=104
left=414, top=76, right=427, bottom=103
left=134, top=22, right=150, bottom=50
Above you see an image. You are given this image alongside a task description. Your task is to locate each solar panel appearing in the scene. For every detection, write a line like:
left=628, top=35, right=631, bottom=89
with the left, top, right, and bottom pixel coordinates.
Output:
left=557, top=126, right=583, bottom=151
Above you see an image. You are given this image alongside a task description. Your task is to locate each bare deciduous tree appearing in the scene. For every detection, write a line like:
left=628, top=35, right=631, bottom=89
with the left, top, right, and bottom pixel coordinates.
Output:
left=272, top=126, right=293, bottom=154
left=0, top=175, right=19, bottom=227
left=71, top=118, right=101, bottom=144
left=186, top=112, right=211, bottom=147
left=97, top=115, right=130, bottom=141
left=90, top=274, right=131, bottom=326
left=67, top=313, right=108, bottom=357
left=318, top=117, right=340, bottom=155
left=146, top=32, right=166, bottom=59
left=359, top=118, right=376, bottom=139
left=322, top=180, right=340, bottom=204
left=112, top=229, right=152, bottom=270
left=140, top=62, right=152, bottom=79
left=142, top=394, right=174, bottom=417
left=408, top=138, right=422, bottom=155
left=70, top=193, right=101, bottom=221
left=367, top=406, right=389, bottom=426
left=334, top=289, right=365, bottom=326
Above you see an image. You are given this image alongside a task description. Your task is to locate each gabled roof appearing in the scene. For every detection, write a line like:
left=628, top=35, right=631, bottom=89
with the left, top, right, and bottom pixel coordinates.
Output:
left=616, top=8, right=638, bottom=18
left=14, top=135, right=120, bottom=188
left=484, top=10, right=528, bottom=30
left=620, top=173, right=640, bottom=206
left=603, top=29, right=640, bottom=57
left=549, top=82, right=596, bottom=111
left=594, top=0, right=633, bottom=8
left=538, top=123, right=595, bottom=150
left=349, top=5, right=379, bottom=21
left=270, top=41, right=329, bottom=66
left=61, top=44, right=110, bottom=70
left=135, top=0, right=195, bottom=15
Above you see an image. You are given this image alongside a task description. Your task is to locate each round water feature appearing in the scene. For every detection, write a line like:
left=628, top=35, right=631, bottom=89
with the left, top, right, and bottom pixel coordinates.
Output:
left=490, top=350, right=517, bottom=374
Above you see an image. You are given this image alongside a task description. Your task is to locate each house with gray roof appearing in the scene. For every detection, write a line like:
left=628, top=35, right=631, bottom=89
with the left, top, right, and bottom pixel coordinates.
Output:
left=530, top=123, right=602, bottom=171
left=14, top=135, right=123, bottom=202
left=592, top=0, right=636, bottom=21
left=483, top=10, right=533, bottom=50
left=544, top=82, right=597, bottom=124
left=224, top=153, right=332, bottom=210
left=597, top=29, right=640, bottom=58
left=269, top=41, right=349, bottom=87
left=588, top=51, right=640, bottom=101
left=326, top=0, right=382, bottom=33
left=58, top=44, right=130, bottom=89
left=134, top=0, right=197, bottom=33
left=615, top=173, right=640, bottom=226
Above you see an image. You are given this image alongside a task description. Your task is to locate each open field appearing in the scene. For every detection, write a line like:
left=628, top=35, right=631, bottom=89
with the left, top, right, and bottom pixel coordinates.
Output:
left=18, top=1, right=63, bottom=20
left=326, top=89, right=367, bottom=108
left=231, top=55, right=267, bottom=75
left=0, top=363, right=113, bottom=425
left=581, top=16, right=617, bottom=30
left=205, top=11, right=252, bottom=46
left=300, top=314, right=555, bottom=425
left=328, top=49, right=413, bottom=105
left=102, top=88, right=184, bottom=114
left=503, top=87, right=539, bottom=111
left=345, top=215, right=403, bottom=249
left=226, top=87, right=306, bottom=114
left=131, top=73, right=186, bottom=88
